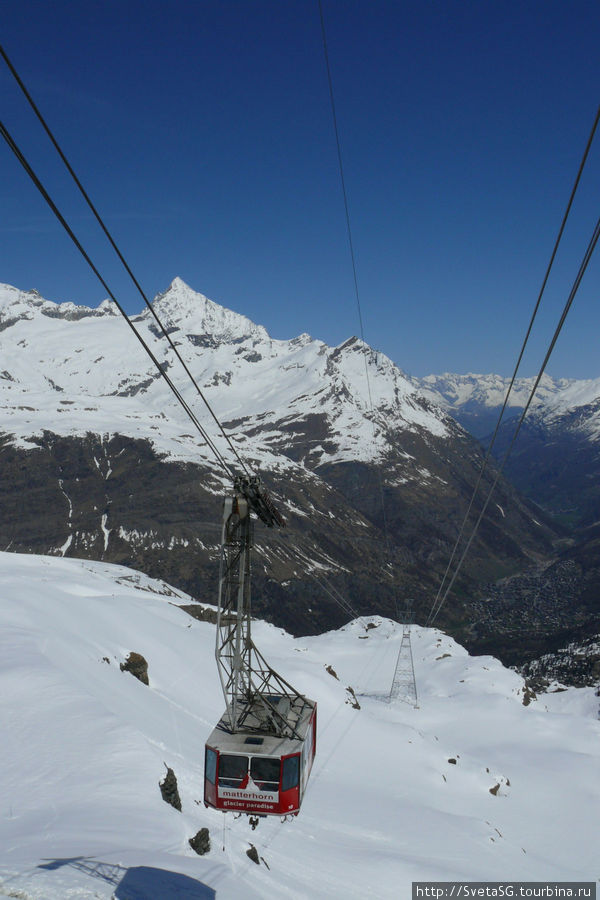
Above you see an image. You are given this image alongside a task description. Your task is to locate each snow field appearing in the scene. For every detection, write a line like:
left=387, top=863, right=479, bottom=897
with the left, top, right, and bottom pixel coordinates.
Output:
left=0, top=552, right=598, bottom=899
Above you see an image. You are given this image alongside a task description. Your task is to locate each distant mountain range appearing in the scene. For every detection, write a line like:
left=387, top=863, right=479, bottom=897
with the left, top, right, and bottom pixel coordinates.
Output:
left=414, top=370, right=600, bottom=439
left=0, top=278, right=598, bottom=679
left=416, top=370, right=600, bottom=529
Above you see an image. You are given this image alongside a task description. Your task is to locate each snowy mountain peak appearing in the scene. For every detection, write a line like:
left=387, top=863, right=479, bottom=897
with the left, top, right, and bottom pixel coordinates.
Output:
left=0, top=278, right=456, bottom=468
left=289, top=331, right=314, bottom=347
left=0, top=282, right=118, bottom=322
left=0, top=282, right=45, bottom=317
left=543, top=374, right=600, bottom=415
left=149, top=277, right=270, bottom=343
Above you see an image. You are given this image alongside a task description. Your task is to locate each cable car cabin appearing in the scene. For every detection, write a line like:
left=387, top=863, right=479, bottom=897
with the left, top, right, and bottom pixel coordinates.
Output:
left=204, top=696, right=316, bottom=816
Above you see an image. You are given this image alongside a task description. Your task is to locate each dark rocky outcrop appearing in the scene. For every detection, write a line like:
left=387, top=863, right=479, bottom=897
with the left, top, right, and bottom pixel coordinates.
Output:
left=159, top=766, right=182, bottom=812
left=518, top=634, right=600, bottom=689
left=345, top=686, right=360, bottom=709
left=120, top=651, right=149, bottom=685
left=178, top=604, right=218, bottom=624
left=189, top=828, right=210, bottom=855
left=246, top=844, right=260, bottom=865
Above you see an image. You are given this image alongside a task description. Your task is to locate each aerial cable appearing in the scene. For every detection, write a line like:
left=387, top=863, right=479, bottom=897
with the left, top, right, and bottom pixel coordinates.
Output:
left=427, top=102, right=600, bottom=627
left=267, top=527, right=364, bottom=622
left=318, top=1, right=366, bottom=346
left=0, top=43, right=251, bottom=478
left=428, top=209, right=600, bottom=627
left=306, top=569, right=367, bottom=626
left=430, top=102, right=600, bottom=623
left=255, top=529, right=366, bottom=625
left=0, top=118, right=233, bottom=478
left=291, top=549, right=371, bottom=625
left=0, top=118, right=231, bottom=475
left=318, top=1, right=400, bottom=621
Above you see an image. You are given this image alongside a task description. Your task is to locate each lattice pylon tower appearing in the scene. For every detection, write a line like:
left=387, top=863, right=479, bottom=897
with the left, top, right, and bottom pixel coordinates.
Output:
left=389, top=601, right=418, bottom=708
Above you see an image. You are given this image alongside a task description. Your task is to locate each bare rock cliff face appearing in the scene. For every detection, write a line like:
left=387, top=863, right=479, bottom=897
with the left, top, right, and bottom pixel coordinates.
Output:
left=0, top=424, right=559, bottom=648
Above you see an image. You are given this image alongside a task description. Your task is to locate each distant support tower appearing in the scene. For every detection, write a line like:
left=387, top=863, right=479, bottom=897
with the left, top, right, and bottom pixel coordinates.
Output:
left=389, top=599, right=418, bottom=708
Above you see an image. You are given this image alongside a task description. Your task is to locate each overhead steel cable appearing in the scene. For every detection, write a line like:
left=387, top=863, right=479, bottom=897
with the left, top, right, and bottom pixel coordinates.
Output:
left=318, top=1, right=365, bottom=345
left=318, top=1, right=400, bottom=621
left=0, top=118, right=233, bottom=477
left=3, top=42, right=376, bottom=625
left=258, top=528, right=367, bottom=625
left=0, top=43, right=251, bottom=478
left=428, top=209, right=600, bottom=627
left=282, top=533, right=365, bottom=622
left=429, top=103, right=600, bottom=623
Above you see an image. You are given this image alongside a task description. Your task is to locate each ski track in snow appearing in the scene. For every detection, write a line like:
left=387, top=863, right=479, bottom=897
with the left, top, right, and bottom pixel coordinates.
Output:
left=0, top=551, right=598, bottom=899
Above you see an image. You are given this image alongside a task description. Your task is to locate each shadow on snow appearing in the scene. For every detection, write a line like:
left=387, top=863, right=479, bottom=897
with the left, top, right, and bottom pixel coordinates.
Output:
left=38, top=856, right=216, bottom=899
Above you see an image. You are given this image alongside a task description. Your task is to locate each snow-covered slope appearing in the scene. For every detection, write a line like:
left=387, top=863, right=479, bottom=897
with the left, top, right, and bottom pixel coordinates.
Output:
left=535, top=377, right=600, bottom=448
left=0, top=278, right=450, bottom=472
left=0, top=552, right=597, bottom=898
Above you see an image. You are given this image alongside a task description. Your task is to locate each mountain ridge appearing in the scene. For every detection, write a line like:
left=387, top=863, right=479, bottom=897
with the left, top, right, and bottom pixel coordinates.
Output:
left=0, top=277, right=453, bottom=469
left=0, top=278, right=564, bottom=657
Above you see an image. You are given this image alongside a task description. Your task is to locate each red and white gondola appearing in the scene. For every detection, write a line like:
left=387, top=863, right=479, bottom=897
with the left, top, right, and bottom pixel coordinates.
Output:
left=204, top=697, right=316, bottom=816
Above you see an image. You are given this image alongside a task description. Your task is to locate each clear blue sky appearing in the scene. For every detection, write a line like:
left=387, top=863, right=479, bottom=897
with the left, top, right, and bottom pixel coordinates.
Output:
left=2, top=0, right=600, bottom=378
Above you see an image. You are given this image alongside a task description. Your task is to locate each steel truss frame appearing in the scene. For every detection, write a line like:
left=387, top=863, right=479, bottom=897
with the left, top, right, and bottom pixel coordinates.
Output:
left=215, top=482, right=312, bottom=740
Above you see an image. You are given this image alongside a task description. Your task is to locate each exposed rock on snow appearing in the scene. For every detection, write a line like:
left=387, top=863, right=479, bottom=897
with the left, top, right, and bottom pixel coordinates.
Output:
left=246, top=844, right=260, bottom=865
left=159, top=766, right=182, bottom=812
left=120, top=650, right=149, bottom=685
left=189, top=827, right=210, bottom=855
left=345, top=685, right=360, bottom=709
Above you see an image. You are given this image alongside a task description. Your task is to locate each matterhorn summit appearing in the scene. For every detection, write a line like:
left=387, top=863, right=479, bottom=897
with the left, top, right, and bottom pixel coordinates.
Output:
left=147, top=277, right=270, bottom=343
left=0, top=277, right=454, bottom=467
